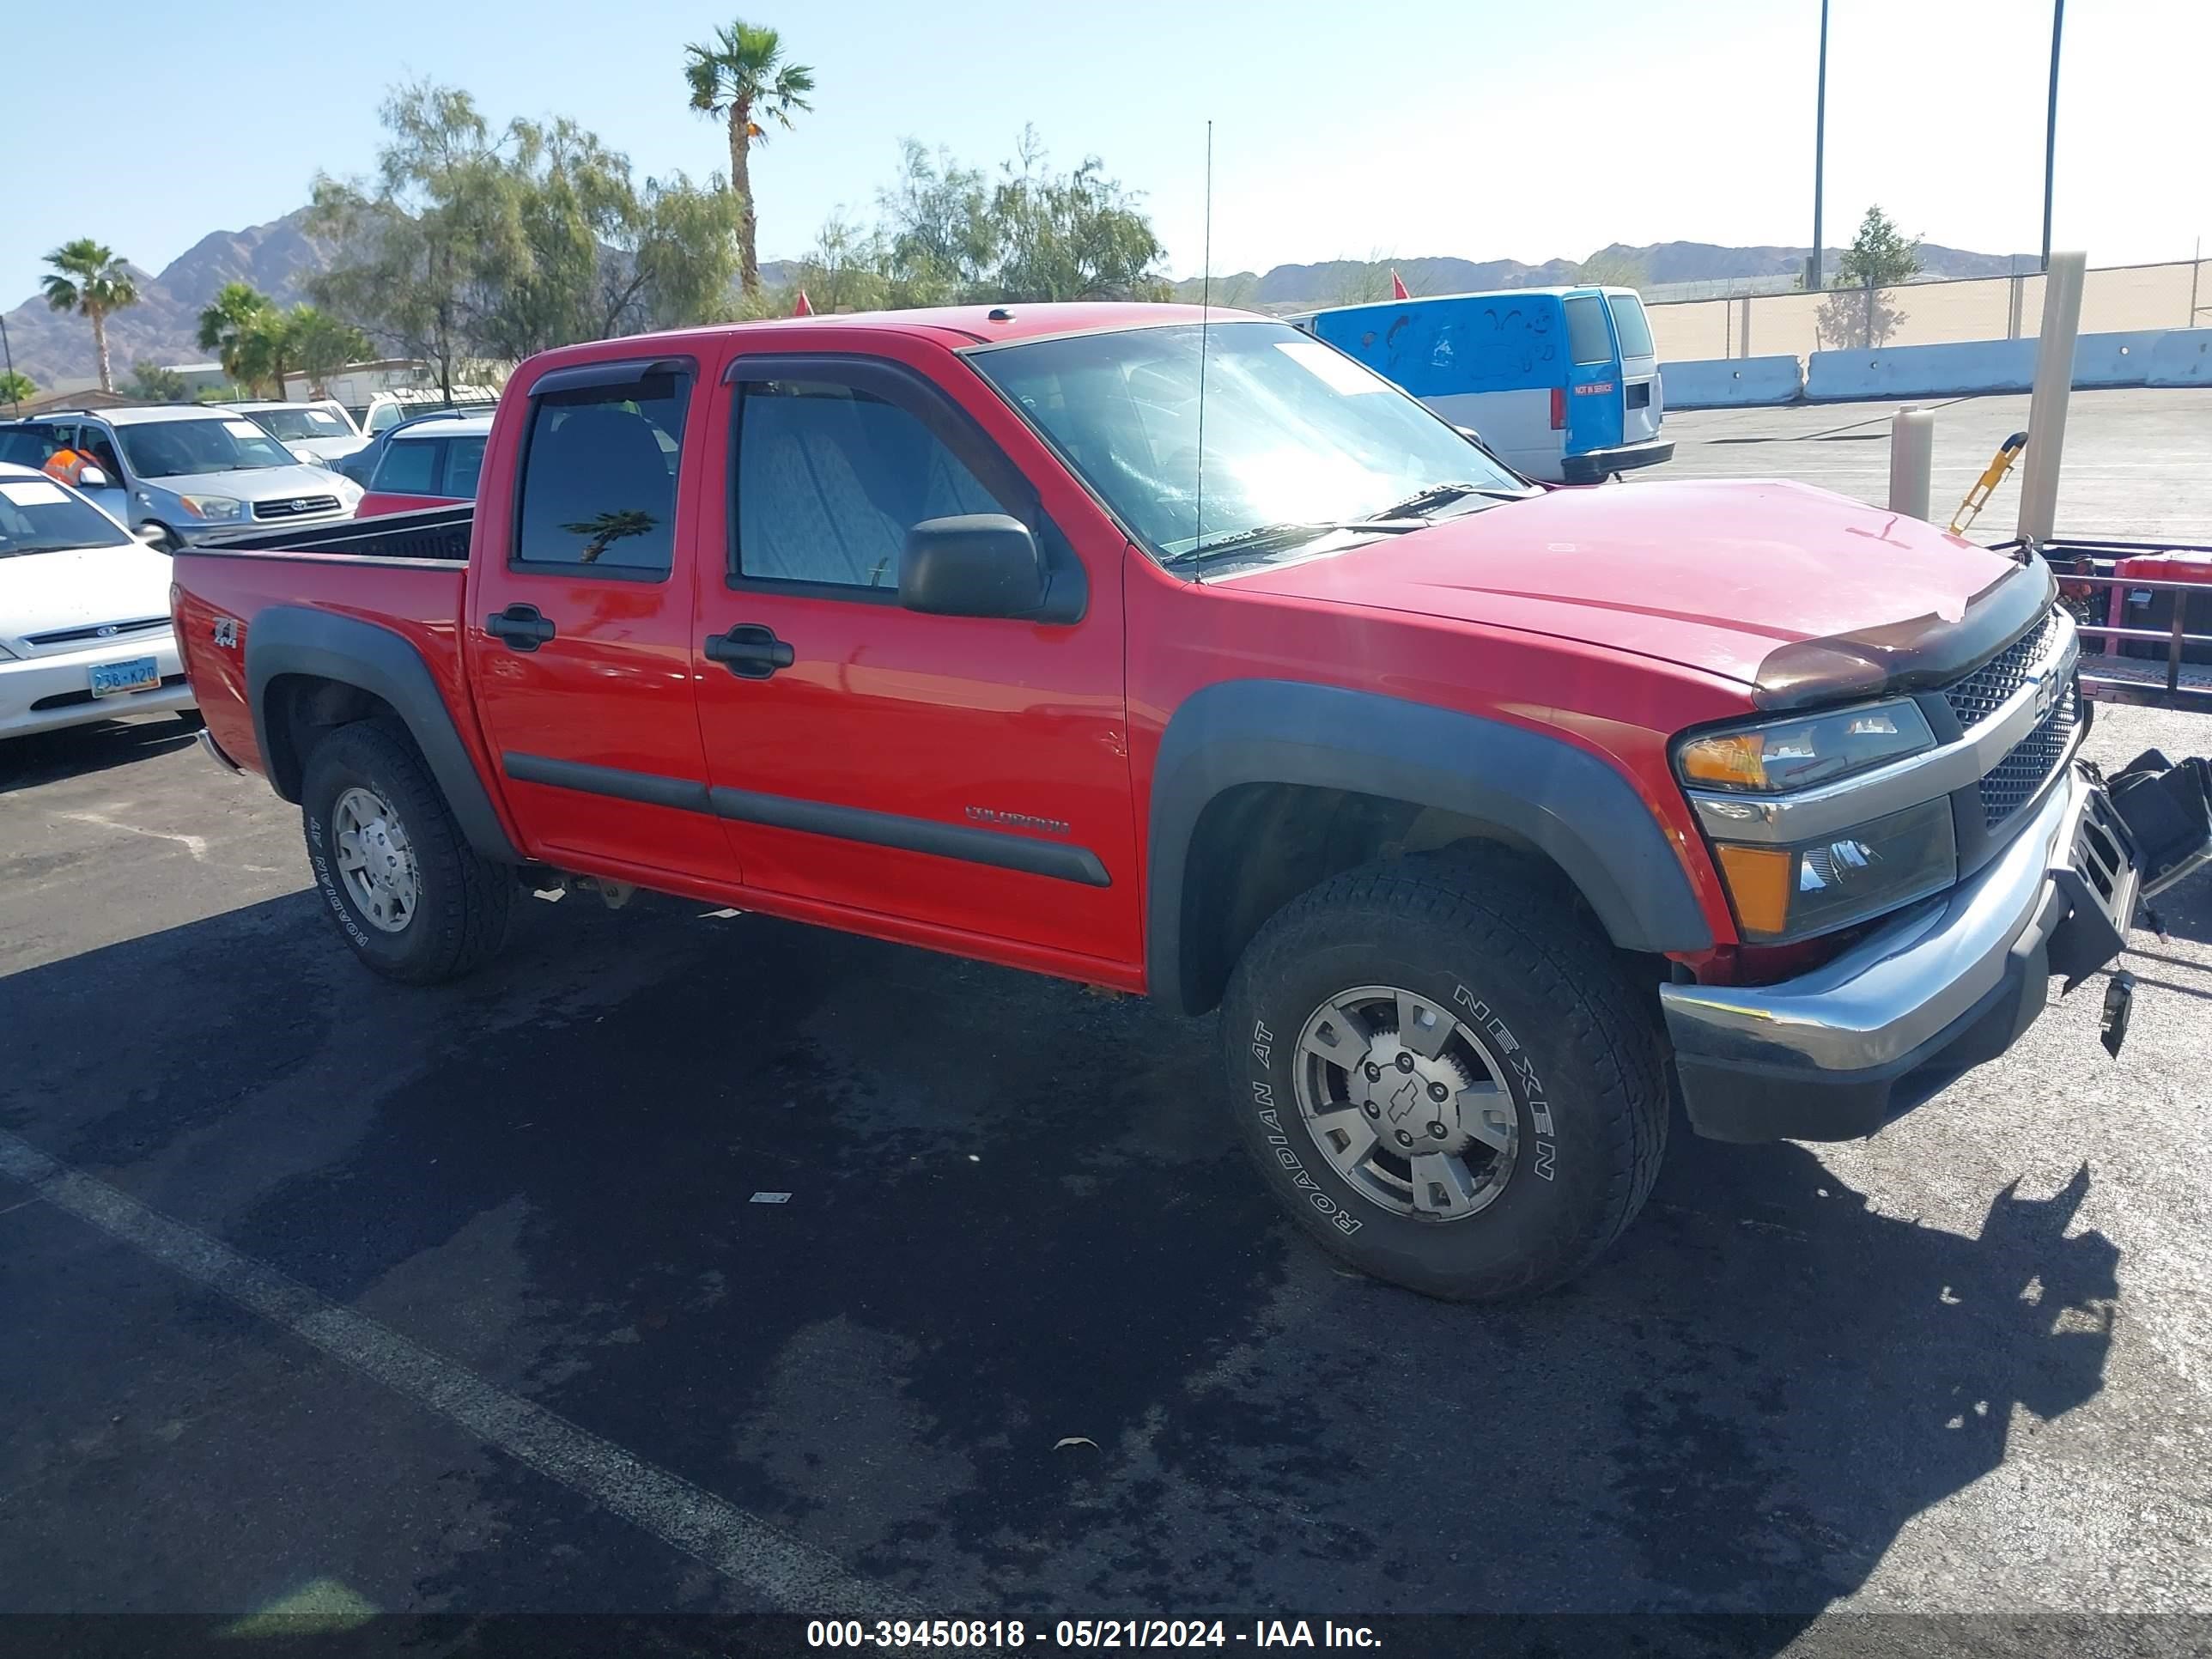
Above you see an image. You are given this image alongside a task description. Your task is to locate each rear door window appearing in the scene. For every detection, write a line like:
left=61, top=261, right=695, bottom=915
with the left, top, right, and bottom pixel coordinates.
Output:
left=1607, top=294, right=1655, bottom=360
left=1564, top=296, right=1615, bottom=366
left=512, top=368, right=689, bottom=574
left=373, top=438, right=441, bottom=495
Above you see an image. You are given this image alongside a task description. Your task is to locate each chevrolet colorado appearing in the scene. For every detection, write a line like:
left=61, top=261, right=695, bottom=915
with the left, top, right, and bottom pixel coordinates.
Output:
left=171, top=304, right=2207, bottom=1299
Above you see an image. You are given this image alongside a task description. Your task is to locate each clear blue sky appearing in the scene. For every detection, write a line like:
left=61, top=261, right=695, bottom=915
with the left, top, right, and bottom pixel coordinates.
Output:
left=5, top=0, right=2205, bottom=306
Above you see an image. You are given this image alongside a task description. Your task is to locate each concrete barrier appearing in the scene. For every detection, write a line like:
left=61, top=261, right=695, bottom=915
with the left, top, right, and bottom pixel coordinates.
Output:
left=1658, top=356, right=1804, bottom=408
left=1807, top=339, right=2037, bottom=400
left=2147, top=328, right=2212, bottom=386
left=1806, top=327, right=2212, bottom=400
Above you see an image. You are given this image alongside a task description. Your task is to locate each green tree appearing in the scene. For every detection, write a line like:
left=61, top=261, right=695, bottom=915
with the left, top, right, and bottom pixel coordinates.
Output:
left=234, top=307, right=302, bottom=400
left=876, top=141, right=994, bottom=305
left=619, top=173, right=745, bottom=330
left=310, top=82, right=511, bottom=399
left=854, top=131, right=1167, bottom=307
left=986, top=128, right=1168, bottom=303
left=793, top=208, right=890, bottom=313
left=1820, top=204, right=1921, bottom=349
left=480, top=115, right=742, bottom=353
left=314, top=82, right=743, bottom=382
left=684, top=19, right=815, bottom=295
left=125, top=360, right=185, bottom=400
left=286, top=307, right=373, bottom=396
left=40, top=239, right=139, bottom=392
left=197, top=282, right=276, bottom=388
left=0, top=369, right=34, bottom=410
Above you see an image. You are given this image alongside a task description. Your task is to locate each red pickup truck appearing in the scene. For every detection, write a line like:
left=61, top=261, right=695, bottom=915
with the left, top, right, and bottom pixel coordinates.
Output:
left=173, top=302, right=2203, bottom=1301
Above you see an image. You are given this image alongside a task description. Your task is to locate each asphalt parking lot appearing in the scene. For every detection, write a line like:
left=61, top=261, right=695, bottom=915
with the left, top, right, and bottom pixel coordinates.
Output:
left=3, top=398, right=2211, bottom=1650
left=1661, top=386, right=2212, bottom=541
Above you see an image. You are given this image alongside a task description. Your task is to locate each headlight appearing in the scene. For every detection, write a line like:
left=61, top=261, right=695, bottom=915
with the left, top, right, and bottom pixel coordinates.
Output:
left=1708, top=799, right=1958, bottom=942
left=1676, top=699, right=1935, bottom=794
left=178, top=495, right=245, bottom=522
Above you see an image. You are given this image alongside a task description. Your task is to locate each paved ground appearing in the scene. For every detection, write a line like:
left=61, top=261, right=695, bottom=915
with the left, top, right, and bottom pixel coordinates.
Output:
left=3, top=400, right=2211, bottom=1648
left=1661, top=386, right=2212, bottom=544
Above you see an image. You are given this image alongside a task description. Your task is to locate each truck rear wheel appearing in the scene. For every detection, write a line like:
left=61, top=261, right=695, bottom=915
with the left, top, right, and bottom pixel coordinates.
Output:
left=1218, top=854, right=1667, bottom=1301
left=301, top=720, right=514, bottom=984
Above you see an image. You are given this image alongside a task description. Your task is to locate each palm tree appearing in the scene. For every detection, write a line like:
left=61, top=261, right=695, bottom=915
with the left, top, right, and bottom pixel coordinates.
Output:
left=40, top=240, right=139, bottom=393
left=198, top=283, right=274, bottom=392
left=684, top=20, right=814, bottom=295
left=562, top=509, right=659, bottom=564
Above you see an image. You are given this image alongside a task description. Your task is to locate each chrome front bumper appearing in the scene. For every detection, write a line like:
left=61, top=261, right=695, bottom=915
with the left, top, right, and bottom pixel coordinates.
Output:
left=1662, top=760, right=2139, bottom=1141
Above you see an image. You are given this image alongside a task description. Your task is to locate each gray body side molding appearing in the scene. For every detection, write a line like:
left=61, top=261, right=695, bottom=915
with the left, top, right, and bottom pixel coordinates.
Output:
left=244, top=605, right=522, bottom=864
left=1146, top=679, right=1713, bottom=1012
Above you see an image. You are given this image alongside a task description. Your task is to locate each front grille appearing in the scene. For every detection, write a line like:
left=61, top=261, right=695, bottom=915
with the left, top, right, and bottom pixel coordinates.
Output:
left=252, top=494, right=341, bottom=521
left=24, top=616, right=169, bottom=647
left=1978, top=676, right=2080, bottom=829
left=1943, top=607, right=2063, bottom=729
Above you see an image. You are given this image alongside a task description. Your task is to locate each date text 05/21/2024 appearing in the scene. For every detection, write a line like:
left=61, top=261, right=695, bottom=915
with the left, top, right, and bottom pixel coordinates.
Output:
left=807, top=1620, right=1382, bottom=1649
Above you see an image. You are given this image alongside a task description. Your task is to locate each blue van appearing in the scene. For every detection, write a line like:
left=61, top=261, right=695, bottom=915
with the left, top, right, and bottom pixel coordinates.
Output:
left=1307, top=287, right=1672, bottom=483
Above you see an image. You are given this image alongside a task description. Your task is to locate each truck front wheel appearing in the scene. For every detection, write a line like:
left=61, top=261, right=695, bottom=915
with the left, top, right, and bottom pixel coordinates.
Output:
left=301, top=721, right=514, bottom=984
left=1218, top=855, right=1668, bottom=1301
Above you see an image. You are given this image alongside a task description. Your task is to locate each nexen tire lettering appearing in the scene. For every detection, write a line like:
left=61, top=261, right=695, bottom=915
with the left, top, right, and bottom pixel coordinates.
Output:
left=1452, top=984, right=1556, bottom=1181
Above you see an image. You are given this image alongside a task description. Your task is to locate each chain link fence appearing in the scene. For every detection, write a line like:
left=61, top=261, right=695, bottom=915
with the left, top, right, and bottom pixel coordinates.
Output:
left=1647, top=258, right=2212, bottom=362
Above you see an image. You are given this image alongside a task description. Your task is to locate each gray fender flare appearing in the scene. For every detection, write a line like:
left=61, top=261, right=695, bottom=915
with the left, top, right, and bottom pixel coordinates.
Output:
left=1146, top=679, right=1712, bottom=1012
left=245, top=605, right=522, bottom=864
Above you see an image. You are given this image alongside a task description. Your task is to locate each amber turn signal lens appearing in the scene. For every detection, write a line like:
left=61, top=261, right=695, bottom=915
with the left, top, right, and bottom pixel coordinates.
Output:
left=1713, top=843, right=1794, bottom=938
left=1678, top=732, right=1771, bottom=789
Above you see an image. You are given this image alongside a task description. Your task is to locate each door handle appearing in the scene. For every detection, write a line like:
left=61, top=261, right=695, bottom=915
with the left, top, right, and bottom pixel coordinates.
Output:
left=703, top=623, right=794, bottom=679
left=486, top=603, right=556, bottom=652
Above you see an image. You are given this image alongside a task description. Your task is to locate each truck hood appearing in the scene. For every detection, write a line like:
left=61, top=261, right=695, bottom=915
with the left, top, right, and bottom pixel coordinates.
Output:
left=1222, top=479, right=2037, bottom=699
left=0, top=541, right=176, bottom=655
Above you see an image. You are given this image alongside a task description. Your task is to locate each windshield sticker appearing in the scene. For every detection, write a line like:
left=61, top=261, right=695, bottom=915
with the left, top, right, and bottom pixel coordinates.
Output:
left=1273, top=340, right=1384, bottom=396
left=0, top=480, right=69, bottom=507
left=222, top=420, right=267, bottom=440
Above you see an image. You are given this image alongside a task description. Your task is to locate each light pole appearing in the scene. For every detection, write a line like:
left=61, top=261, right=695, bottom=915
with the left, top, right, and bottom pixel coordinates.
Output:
left=2041, top=0, right=2064, bottom=271
left=1810, top=0, right=1830, bottom=292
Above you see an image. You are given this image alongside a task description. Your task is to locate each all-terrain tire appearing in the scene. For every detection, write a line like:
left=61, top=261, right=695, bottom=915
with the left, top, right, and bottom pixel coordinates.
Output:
left=301, top=720, right=514, bottom=984
left=1219, top=854, right=1668, bottom=1301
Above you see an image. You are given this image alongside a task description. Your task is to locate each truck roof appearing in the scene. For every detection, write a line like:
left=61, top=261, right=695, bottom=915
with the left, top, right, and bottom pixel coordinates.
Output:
left=541, top=301, right=1255, bottom=358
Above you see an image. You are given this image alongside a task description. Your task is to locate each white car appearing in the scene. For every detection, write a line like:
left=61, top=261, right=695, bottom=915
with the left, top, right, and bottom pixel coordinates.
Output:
left=0, top=462, right=198, bottom=739
left=231, top=399, right=371, bottom=466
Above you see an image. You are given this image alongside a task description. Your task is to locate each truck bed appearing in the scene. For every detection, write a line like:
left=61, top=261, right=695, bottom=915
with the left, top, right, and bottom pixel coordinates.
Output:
left=199, top=503, right=474, bottom=563
left=172, top=510, right=476, bottom=784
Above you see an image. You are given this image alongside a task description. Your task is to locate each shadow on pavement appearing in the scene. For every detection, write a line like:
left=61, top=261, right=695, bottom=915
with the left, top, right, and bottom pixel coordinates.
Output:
left=0, top=714, right=201, bottom=795
left=0, top=892, right=2122, bottom=1637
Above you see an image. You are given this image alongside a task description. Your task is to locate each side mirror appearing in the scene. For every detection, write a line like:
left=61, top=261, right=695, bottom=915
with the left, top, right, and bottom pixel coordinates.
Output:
left=76, top=465, right=111, bottom=489
left=900, top=514, right=1046, bottom=619
left=135, top=525, right=168, bottom=547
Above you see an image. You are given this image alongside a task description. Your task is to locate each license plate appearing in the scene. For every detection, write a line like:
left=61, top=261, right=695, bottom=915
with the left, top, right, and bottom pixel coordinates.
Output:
left=88, top=656, right=160, bottom=698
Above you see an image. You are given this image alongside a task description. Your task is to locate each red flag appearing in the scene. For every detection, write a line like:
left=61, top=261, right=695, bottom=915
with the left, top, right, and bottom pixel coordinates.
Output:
left=1390, top=269, right=1410, bottom=301
left=793, top=289, right=814, bottom=317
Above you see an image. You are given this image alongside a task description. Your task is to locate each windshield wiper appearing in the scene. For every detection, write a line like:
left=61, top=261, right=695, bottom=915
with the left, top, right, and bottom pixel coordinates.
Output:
left=1367, top=481, right=1528, bottom=520
left=1164, top=516, right=1425, bottom=568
